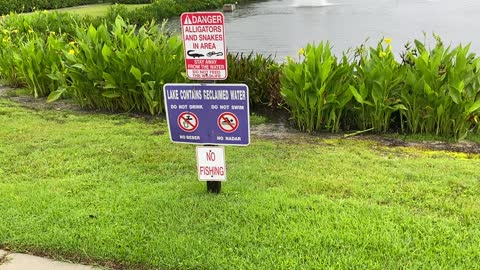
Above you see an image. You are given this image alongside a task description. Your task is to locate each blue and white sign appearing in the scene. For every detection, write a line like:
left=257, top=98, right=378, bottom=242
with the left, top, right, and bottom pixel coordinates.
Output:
left=164, top=83, right=250, bottom=146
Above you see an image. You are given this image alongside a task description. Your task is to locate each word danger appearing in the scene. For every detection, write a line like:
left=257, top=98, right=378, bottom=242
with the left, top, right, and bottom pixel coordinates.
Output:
left=166, top=89, right=247, bottom=101
left=190, top=15, right=223, bottom=24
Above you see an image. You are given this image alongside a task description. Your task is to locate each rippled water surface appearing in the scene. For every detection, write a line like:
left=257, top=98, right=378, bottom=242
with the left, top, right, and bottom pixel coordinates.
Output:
left=170, top=0, right=480, bottom=60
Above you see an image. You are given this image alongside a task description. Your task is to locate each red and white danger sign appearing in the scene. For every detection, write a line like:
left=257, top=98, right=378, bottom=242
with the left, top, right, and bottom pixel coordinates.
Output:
left=181, top=12, right=227, bottom=80
left=196, top=146, right=226, bottom=181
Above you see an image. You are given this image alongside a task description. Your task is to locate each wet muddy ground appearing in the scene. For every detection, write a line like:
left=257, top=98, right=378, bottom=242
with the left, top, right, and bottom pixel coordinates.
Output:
left=2, top=85, right=480, bottom=154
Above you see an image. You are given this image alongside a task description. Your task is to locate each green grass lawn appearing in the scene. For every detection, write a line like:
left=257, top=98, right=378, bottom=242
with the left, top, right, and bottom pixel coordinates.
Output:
left=52, top=3, right=149, bottom=18
left=0, top=98, right=479, bottom=269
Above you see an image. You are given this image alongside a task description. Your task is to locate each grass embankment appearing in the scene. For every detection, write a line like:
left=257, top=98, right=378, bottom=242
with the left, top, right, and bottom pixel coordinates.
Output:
left=0, top=98, right=479, bottom=269
left=55, top=3, right=150, bottom=18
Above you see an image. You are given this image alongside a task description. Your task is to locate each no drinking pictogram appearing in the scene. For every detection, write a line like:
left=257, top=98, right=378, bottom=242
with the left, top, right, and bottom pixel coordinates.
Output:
left=218, top=112, right=239, bottom=133
left=178, top=112, right=199, bottom=132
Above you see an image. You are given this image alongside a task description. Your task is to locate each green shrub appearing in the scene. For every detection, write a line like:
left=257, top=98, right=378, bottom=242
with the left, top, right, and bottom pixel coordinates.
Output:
left=0, top=0, right=100, bottom=15
left=401, top=37, right=480, bottom=139
left=107, top=0, right=237, bottom=26
left=0, top=11, right=83, bottom=39
left=281, top=42, right=354, bottom=132
left=175, top=0, right=224, bottom=11
left=280, top=38, right=480, bottom=138
left=49, top=17, right=185, bottom=114
left=14, top=33, right=66, bottom=97
left=349, top=39, right=406, bottom=133
left=0, top=28, right=24, bottom=87
left=0, top=12, right=84, bottom=88
left=225, top=52, right=282, bottom=108
left=114, top=0, right=152, bottom=3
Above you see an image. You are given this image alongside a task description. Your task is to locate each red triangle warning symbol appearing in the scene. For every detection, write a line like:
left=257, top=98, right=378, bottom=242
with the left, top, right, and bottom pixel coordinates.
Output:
left=183, top=16, right=193, bottom=25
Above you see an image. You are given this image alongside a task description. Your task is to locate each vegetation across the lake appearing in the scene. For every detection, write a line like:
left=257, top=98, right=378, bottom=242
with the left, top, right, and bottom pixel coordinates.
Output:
left=55, top=3, right=150, bottom=18
left=0, top=99, right=479, bottom=269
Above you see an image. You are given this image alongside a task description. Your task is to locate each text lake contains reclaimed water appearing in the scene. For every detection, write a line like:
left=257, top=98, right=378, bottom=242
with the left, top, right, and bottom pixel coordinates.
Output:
left=171, top=0, right=480, bottom=60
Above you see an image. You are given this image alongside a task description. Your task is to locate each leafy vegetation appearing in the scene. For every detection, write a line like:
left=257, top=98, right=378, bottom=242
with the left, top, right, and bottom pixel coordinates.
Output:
left=15, top=34, right=67, bottom=98
left=105, top=0, right=237, bottom=25
left=57, top=3, right=150, bottom=19
left=280, top=38, right=480, bottom=139
left=281, top=43, right=354, bottom=132
left=0, top=0, right=100, bottom=15
left=400, top=37, right=480, bottom=139
left=1, top=9, right=479, bottom=139
left=225, top=52, right=282, bottom=108
left=48, top=18, right=185, bottom=114
left=0, top=12, right=284, bottom=115
left=350, top=39, right=405, bottom=133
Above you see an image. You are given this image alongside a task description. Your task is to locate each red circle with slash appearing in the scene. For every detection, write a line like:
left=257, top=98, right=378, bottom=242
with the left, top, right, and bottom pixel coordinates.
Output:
left=178, top=112, right=199, bottom=132
left=217, top=112, right=239, bottom=133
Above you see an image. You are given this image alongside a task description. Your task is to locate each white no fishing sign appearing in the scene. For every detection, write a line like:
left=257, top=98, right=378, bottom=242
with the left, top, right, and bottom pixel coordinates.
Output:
left=196, top=146, right=226, bottom=181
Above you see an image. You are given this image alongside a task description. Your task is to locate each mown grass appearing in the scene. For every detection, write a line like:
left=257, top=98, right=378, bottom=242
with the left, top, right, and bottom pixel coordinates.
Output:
left=53, top=3, right=150, bottom=18
left=0, top=98, right=479, bottom=269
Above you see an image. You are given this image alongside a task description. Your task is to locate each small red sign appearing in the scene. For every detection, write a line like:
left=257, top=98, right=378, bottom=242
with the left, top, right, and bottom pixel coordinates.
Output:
left=181, top=12, right=227, bottom=80
left=178, top=112, right=199, bottom=132
left=217, top=112, right=239, bottom=133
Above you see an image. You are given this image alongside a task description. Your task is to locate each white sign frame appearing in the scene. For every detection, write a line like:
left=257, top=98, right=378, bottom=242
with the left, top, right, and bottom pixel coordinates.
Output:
left=196, top=146, right=226, bottom=181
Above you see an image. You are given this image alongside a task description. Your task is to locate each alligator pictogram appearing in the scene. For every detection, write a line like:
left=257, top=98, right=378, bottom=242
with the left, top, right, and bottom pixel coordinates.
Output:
left=187, top=50, right=205, bottom=58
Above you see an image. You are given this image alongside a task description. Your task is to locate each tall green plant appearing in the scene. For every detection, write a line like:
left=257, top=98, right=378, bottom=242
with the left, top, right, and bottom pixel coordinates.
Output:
left=350, top=39, right=406, bottom=133
left=14, top=33, right=66, bottom=97
left=281, top=42, right=353, bottom=132
left=1, top=11, right=82, bottom=39
left=0, top=28, right=24, bottom=87
left=401, top=37, right=480, bottom=139
left=226, top=52, right=282, bottom=107
left=49, top=17, right=185, bottom=114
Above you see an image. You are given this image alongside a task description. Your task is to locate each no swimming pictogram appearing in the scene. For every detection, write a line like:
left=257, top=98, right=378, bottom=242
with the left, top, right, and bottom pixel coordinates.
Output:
left=217, top=112, right=239, bottom=133
left=178, top=112, right=199, bottom=132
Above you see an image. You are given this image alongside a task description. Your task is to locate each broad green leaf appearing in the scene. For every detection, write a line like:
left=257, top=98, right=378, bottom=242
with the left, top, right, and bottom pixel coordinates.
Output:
left=424, top=82, right=433, bottom=95
left=393, top=104, right=408, bottom=111
left=449, top=88, right=461, bottom=104
left=437, top=104, right=444, bottom=116
left=47, top=89, right=64, bottom=103
left=102, top=72, right=117, bottom=89
left=130, top=66, right=142, bottom=82
left=457, top=80, right=465, bottom=93
left=72, top=63, right=86, bottom=71
left=102, top=91, right=121, bottom=98
left=104, top=84, right=117, bottom=89
left=467, top=99, right=480, bottom=113
left=102, top=44, right=112, bottom=60
left=349, top=85, right=364, bottom=103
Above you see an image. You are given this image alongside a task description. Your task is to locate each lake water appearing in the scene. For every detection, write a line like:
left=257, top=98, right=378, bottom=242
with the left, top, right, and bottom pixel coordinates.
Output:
left=213, top=0, right=480, bottom=61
